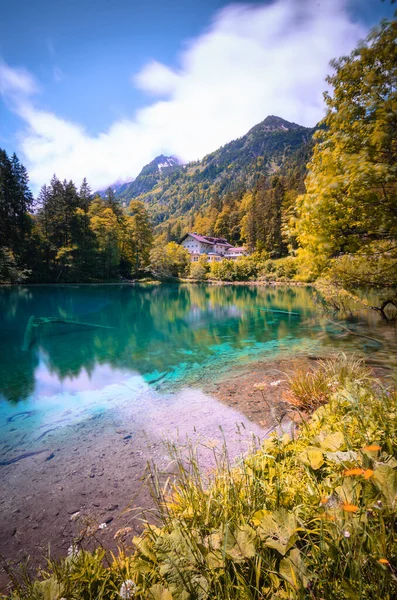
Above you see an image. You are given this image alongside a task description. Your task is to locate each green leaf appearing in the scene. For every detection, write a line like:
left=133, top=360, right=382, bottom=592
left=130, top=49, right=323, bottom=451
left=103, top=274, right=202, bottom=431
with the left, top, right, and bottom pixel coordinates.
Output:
left=226, top=524, right=256, bottom=562
left=335, top=478, right=360, bottom=505
left=279, top=548, right=308, bottom=589
left=299, top=446, right=324, bottom=470
left=256, top=510, right=297, bottom=556
left=133, top=535, right=157, bottom=562
left=33, top=578, right=62, bottom=600
left=148, top=584, right=174, bottom=600
left=320, top=431, right=345, bottom=451
left=325, top=450, right=358, bottom=464
left=372, top=465, right=397, bottom=508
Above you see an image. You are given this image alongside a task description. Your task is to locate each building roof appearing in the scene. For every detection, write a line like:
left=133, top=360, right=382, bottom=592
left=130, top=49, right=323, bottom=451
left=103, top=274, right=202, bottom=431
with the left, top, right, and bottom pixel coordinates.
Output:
left=180, top=233, right=232, bottom=247
left=225, top=247, right=246, bottom=253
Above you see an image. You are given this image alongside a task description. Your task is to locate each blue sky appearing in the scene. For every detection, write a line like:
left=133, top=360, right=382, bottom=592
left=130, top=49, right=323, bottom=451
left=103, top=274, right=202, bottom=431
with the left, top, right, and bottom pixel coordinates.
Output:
left=0, top=0, right=394, bottom=192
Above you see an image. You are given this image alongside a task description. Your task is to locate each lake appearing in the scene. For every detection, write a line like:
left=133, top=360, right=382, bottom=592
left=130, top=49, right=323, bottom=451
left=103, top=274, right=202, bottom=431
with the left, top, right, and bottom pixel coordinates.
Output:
left=0, top=282, right=395, bottom=414
left=0, top=283, right=396, bottom=567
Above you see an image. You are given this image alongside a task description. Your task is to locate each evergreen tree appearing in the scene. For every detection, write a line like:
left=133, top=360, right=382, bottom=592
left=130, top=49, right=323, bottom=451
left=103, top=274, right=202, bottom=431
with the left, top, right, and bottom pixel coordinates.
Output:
left=0, top=149, right=33, bottom=253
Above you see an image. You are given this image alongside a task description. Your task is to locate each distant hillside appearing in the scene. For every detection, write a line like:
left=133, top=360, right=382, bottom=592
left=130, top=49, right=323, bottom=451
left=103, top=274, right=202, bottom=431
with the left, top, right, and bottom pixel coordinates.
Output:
left=115, top=116, right=314, bottom=231
left=117, top=154, right=181, bottom=202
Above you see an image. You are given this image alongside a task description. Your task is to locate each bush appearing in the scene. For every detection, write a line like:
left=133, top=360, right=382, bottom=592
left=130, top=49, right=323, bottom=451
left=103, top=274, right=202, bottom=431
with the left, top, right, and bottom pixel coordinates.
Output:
left=274, top=256, right=298, bottom=279
left=258, top=257, right=299, bottom=281
left=0, top=247, right=30, bottom=284
left=209, top=259, right=237, bottom=281
left=189, top=256, right=210, bottom=281
left=149, top=242, right=190, bottom=279
left=284, top=352, right=373, bottom=411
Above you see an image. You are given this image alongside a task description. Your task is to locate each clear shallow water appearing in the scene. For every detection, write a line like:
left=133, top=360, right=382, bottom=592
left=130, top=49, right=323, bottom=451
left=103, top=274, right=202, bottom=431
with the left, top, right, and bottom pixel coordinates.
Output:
left=0, top=283, right=395, bottom=458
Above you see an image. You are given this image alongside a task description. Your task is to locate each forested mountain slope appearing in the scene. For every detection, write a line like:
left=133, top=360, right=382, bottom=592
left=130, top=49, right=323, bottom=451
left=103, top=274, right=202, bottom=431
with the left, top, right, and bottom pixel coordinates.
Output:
left=115, top=115, right=315, bottom=236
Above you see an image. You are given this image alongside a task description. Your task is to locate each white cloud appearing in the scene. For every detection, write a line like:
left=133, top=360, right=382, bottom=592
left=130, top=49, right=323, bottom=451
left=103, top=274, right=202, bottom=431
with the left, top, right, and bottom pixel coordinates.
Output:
left=134, top=60, right=181, bottom=95
left=1, top=0, right=366, bottom=193
left=0, top=61, right=38, bottom=97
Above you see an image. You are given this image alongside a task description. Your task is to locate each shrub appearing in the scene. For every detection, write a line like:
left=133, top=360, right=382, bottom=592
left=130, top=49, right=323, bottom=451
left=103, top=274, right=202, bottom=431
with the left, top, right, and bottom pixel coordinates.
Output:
left=274, top=256, right=298, bottom=279
left=190, top=256, right=210, bottom=281
left=149, top=242, right=190, bottom=279
left=209, top=259, right=236, bottom=281
left=0, top=247, right=30, bottom=284
left=284, top=352, right=373, bottom=411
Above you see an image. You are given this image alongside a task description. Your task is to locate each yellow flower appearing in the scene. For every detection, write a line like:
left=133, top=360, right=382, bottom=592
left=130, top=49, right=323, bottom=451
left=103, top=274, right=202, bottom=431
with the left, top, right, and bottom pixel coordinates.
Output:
left=342, top=504, right=359, bottom=513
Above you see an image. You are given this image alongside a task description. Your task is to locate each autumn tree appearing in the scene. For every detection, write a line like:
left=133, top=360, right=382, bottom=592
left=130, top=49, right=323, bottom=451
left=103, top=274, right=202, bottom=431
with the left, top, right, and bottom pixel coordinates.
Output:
left=296, top=18, right=397, bottom=289
left=88, top=196, right=121, bottom=279
left=126, top=200, right=153, bottom=273
left=149, top=242, right=190, bottom=279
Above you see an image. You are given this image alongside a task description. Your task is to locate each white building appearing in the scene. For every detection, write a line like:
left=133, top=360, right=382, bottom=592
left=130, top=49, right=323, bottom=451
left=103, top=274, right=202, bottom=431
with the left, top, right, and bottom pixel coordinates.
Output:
left=224, top=247, right=248, bottom=259
left=180, top=233, right=248, bottom=262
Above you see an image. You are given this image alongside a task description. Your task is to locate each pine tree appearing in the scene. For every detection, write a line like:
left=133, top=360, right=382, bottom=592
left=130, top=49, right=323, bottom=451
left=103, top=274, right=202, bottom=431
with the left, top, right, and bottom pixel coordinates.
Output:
left=0, top=149, right=33, bottom=252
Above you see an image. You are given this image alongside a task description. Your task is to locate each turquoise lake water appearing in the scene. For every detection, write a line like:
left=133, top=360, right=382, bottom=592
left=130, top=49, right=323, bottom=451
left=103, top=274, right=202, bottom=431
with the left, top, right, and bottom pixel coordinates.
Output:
left=0, top=283, right=395, bottom=457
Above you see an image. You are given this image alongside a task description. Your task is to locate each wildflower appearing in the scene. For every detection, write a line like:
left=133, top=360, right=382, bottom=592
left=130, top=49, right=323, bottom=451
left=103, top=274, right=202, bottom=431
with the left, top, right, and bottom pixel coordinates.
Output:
left=270, top=380, right=282, bottom=387
left=119, top=580, right=137, bottom=599
left=343, top=530, right=351, bottom=538
left=363, top=444, right=381, bottom=452
left=320, top=513, right=336, bottom=521
left=321, top=494, right=341, bottom=509
left=342, top=504, right=359, bottom=513
left=344, top=468, right=364, bottom=476
left=378, top=559, right=389, bottom=565
left=374, top=500, right=383, bottom=510
left=98, top=522, right=107, bottom=530
left=363, top=469, right=374, bottom=480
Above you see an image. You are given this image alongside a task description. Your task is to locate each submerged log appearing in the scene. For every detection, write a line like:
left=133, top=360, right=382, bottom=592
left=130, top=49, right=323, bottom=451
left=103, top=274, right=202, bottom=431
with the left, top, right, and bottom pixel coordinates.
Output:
left=0, top=449, right=50, bottom=467
left=259, top=308, right=300, bottom=316
left=22, top=316, right=114, bottom=350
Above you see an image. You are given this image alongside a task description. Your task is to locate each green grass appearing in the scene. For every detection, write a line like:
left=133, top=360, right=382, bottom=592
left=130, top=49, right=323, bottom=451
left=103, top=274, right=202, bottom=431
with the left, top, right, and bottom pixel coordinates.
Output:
left=3, top=356, right=397, bottom=599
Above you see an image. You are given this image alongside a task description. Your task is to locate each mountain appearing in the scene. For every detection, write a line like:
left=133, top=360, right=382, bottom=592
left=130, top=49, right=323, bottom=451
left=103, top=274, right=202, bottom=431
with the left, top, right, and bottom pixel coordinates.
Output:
left=116, top=154, right=181, bottom=201
left=115, top=115, right=315, bottom=234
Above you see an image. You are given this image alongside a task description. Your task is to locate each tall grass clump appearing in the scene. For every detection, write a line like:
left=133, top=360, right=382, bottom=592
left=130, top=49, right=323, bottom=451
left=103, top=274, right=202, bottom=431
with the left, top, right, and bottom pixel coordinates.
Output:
left=3, top=357, right=397, bottom=599
left=284, top=353, right=374, bottom=411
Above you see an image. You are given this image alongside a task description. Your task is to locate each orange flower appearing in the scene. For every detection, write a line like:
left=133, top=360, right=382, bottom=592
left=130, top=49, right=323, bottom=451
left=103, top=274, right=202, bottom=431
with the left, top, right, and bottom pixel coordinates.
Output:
left=344, top=468, right=364, bottom=476
left=320, top=497, right=328, bottom=505
left=363, top=469, right=374, bottom=480
left=320, top=513, right=336, bottom=521
left=378, top=558, right=389, bottom=565
left=342, top=504, right=359, bottom=513
left=363, top=444, right=381, bottom=452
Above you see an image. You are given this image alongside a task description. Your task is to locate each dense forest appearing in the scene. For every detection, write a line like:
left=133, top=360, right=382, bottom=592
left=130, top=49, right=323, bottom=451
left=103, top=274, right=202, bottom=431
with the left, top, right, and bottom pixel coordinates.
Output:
left=0, top=19, right=396, bottom=318
left=0, top=117, right=313, bottom=283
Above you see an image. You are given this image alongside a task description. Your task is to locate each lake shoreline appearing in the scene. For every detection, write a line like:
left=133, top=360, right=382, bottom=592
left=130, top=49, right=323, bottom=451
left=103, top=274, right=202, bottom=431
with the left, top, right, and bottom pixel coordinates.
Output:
left=1, top=282, right=394, bottom=592
left=0, top=279, right=312, bottom=287
left=0, top=356, right=296, bottom=591
left=0, top=347, right=394, bottom=592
